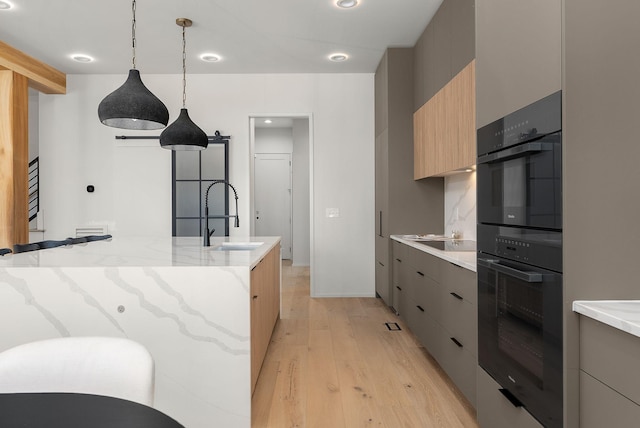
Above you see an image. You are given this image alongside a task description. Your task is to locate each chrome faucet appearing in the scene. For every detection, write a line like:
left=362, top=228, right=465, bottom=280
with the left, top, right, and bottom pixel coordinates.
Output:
left=203, top=180, right=239, bottom=247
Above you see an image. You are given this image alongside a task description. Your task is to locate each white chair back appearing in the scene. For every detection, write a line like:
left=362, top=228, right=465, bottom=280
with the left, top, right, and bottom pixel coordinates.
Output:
left=0, top=337, right=155, bottom=406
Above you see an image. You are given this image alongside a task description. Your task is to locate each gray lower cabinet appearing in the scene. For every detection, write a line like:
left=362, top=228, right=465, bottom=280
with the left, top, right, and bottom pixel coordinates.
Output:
left=580, top=371, right=640, bottom=428
left=579, top=316, right=640, bottom=427
left=477, top=367, right=543, bottom=428
left=392, top=240, right=477, bottom=406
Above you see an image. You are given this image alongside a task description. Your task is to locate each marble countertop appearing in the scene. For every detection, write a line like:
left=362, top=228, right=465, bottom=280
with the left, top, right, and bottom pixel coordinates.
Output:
left=390, top=235, right=476, bottom=272
left=573, top=300, right=640, bottom=338
left=0, top=236, right=281, bottom=269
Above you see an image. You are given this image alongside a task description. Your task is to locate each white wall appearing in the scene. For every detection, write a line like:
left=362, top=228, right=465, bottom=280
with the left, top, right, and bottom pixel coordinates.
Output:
left=38, top=73, right=374, bottom=297
left=255, top=127, right=293, bottom=153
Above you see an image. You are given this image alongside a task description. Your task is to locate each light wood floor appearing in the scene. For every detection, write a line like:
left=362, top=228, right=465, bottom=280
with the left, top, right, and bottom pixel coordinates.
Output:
left=252, top=261, right=479, bottom=428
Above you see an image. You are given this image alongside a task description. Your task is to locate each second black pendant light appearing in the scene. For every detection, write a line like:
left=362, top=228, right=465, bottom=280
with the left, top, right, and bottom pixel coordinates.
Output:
left=160, top=18, right=208, bottom=151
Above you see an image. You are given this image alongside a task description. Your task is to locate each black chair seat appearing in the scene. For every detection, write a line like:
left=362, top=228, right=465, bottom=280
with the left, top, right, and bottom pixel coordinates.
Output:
left=67, top=237, right=88, bottom=244
left=84, top=234, right=113, bottom=242
left=13, top=243, right=40, bottom=254
left=0, top=248, right=11, bottom=256
left=38, top=239, right=72, bottom=249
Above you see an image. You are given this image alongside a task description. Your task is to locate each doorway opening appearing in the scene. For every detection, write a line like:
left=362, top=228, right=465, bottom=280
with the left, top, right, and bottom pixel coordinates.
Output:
left=250, top=115, right=312, bottom=270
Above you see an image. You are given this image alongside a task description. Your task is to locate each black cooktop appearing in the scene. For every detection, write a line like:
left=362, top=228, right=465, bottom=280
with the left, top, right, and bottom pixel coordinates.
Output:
left=414, top=240, right=476, bottom=252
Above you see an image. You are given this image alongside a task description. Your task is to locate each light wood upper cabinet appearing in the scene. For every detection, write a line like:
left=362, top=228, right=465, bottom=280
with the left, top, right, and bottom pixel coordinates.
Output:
left=414, top=60, right=476, bottom=179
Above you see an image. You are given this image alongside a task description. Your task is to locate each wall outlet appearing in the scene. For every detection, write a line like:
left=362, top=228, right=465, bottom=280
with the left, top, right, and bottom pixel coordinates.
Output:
left=326, top=208, right=340, bottom=218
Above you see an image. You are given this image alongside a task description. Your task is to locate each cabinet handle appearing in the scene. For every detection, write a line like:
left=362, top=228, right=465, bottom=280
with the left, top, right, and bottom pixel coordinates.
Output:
left=416, top=271, right=425, bottom=277
left=416, top=305, right=425, bottom=312
left=378, top=261, right=384, bottom=267
left=395, top=258, right=402, bottom=262
left=450, top=292, right=463, bottom=300
left=253, top=295, right=259, bottom=299
left=450, top=337, right=463, bottom=348
left=499, top=388, right=524, bottom=408
left=396, top=286, right=402, bottom=291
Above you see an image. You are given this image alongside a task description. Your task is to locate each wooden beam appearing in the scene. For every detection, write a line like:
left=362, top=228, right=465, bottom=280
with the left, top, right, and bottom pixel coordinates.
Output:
left=0, top=40, right=66, bottom=94
left=0, top=70, right=29, bottom=249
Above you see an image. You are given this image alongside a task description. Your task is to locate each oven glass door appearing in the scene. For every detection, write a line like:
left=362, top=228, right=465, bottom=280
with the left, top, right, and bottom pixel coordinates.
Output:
left=477, top=134, right=562, bottom=230
left=478, top=256, right=563, bottom=428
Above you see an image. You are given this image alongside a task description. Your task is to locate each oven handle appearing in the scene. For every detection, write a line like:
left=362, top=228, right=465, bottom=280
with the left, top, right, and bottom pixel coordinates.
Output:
left=477, top=142, right=553, bottom=164
left=477, top=258, right=543, bottom=282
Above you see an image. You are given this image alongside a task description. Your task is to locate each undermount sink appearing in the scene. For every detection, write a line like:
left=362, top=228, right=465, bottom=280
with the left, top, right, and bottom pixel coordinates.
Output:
left=212, top=242, right=264, bottom=251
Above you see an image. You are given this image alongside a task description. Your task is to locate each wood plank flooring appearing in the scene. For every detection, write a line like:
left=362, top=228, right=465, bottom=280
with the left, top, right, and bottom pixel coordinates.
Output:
left=252, top=261, right=479, bottom=428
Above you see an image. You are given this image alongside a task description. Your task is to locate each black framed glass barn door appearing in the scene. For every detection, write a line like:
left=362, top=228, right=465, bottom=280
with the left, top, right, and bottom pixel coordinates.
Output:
left=172, top=136, right=229, bottom=237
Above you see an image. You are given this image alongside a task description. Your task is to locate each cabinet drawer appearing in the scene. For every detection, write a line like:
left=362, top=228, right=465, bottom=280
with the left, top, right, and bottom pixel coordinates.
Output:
left=375, top=258, right=391, bottom=306
left=441, top=293, right=477, bottom=357
left=580, top=316, right=640, bottom=405
left=414, top=308, right=441, bottom=362
left=580, top=370, right=640, bottom=428
left=393, top=283, right=405, bottom=317
left=477, top=367, right=543, bottom=428
left=414, top=269, right=443, bottom=323
left=442, top=261, right=477, bottom=305
left=392, top=240, right=409, bottom=263
left=410, top=247, right=441, bottom=282
left=396, top=272, right=414, bottom=325
left=438, top=325, right=477, bottom=406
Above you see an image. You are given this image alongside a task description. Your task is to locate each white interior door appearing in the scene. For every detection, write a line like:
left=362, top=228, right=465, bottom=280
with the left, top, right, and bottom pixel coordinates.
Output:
left=254, top=153, right=292, bottom=259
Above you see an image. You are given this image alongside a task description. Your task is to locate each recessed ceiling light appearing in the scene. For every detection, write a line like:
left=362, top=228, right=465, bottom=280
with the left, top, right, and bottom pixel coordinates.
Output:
left=329, top=53, right=349, bottom=62
left=336, top=0, right=358, bottom=8
left=200, top=53, right=221, bottom=62
left=264, top=119, right=272, bottom=124
left=0, top=1, right=13, bottom=10
left=71, top=54, right=94, bottom=63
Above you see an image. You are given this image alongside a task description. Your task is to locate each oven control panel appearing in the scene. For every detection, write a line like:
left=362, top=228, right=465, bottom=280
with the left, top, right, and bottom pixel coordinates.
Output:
left=495, top=237, right=531, bottom=263
left=477, top=224, right=562, bottom=273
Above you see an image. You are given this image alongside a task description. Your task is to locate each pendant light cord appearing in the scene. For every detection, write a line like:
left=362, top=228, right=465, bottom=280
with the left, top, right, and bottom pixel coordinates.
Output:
left=131, top=0, right=137, bottom=69
left=182, top=23, right=187, bottom=108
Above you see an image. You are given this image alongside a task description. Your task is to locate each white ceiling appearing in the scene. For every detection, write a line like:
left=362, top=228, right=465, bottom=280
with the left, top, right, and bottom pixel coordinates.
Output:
left=0, top=0, right=443, bottom=75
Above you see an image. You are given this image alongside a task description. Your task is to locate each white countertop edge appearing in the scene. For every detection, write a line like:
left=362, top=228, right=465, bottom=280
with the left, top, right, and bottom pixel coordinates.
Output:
left=390, top=235, right=476, bottom=272
left=573, top=300, right=640, bottom=338
left=248, top=238, right=281, bottom=270
left=0, top=236, right=282, bottom=269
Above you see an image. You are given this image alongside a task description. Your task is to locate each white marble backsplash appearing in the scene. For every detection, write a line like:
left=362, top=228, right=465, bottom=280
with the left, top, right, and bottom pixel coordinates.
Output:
left=444, top=172, right=476, bottom=241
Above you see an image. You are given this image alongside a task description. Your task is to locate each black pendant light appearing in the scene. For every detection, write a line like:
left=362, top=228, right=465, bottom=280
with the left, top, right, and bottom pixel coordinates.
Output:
left=98, top=0, right=169, bottom=130
left=160, top=18, right=208, bottom=151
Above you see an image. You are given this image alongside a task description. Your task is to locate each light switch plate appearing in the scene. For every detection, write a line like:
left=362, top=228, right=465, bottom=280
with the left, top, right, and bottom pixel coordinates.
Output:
left=326, top=208, right=340, bottom=218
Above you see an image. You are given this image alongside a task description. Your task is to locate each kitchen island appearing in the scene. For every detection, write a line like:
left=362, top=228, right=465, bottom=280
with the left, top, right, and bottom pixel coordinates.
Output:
left=0, top=236, right=281, bottom=428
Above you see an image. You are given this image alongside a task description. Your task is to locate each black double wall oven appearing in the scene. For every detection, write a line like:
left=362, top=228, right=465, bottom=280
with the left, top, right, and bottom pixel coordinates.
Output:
left=477, top=91, right=563, bottom=428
